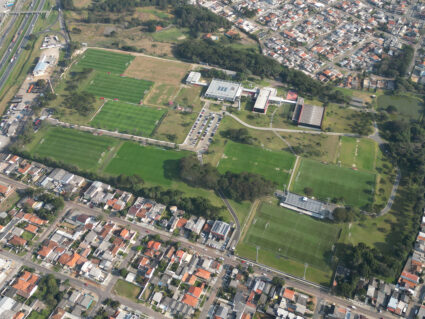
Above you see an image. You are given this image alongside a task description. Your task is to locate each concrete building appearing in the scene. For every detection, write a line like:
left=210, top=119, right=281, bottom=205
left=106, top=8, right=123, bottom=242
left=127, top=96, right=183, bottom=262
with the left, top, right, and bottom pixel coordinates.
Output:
left=186, top=71, right=202, bottom=85
left=253, top=87, right=277, bottom=114
left=211, top=220, right=231, bottom=239
left=205, top=79, right=242, bottom=102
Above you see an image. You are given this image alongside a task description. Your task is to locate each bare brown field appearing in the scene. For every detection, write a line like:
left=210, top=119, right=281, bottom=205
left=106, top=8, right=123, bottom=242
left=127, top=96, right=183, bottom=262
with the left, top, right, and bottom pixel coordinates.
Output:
left=124, top=55, right=191, bottom=85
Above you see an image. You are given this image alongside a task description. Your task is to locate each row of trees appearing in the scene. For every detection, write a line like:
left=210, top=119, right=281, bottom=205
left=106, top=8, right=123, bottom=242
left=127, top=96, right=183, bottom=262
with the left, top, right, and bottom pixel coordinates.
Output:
left=220, top=128, right=254, bottom=144
left=175, top=39, right=350, bottom=104
left=178, top=156, right=275, bottom=201
left=173, top=4, right=231, bottom=34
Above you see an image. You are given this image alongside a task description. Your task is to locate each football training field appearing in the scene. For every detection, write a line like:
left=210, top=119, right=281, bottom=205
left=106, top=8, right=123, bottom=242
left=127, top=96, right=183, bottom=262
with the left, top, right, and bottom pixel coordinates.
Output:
left=86, top=73, right=153, bottom=104
left=292, top=158, right=376, bottom=208
left=237, top=202, right=341, bottom=284
left=218, top=141, right=296, bottom=185
left=28, top=127, right=118, bottom=170
left=105, top=142, right=189, bottom=186
left=73, top=49, right=134, bottom=74
left=91, top=101, right=166, bottom=136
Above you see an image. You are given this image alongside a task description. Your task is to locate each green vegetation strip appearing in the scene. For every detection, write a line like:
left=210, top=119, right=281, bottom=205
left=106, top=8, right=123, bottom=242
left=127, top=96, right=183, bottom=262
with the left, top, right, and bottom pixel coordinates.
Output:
left=91, top=101, right=166, bottom=136
left=86, top=72, right=153, bottom=104
left=292, top=158, right=376, bottom=208
left=218, top=141, right=296, bottom=185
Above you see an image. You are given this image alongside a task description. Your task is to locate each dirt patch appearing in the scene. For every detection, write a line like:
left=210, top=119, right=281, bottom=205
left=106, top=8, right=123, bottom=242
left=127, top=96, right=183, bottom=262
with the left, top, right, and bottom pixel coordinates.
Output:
left=124, top=55, right=191, bottom=85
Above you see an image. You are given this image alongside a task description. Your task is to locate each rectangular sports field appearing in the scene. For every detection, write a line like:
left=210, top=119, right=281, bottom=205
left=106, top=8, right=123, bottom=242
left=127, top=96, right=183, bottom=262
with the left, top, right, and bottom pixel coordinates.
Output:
left=218, top=141, right=296, bottom=185
left=292, top=158, right=376, bottom=208
left=338, top=137, right=376, bottom=171
left=237, top=202, right=340, bottom=284
left=124, top=55, right=190, bottom=85
left=86, top=73, right=153, bottom=104
left=28, top=127, right=118, bottom=170
left=105, top=142, right=189, bottom=186
left=73, top=49, right=134, bottom=74
left=91, top=101, right=166, bottom=136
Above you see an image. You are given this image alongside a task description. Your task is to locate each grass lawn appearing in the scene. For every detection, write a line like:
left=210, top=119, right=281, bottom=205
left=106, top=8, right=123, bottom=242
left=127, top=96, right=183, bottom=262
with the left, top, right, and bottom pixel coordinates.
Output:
left=292, top=158, right=376, bottom=208
left=280, top=133, right=339, bottom=163
left=322, top=104, right=373, bottom=134
left=22, top=231, right=35, bottom=241
left=86, top=72, right=153, bottom=104
left=113, top=279, right=141, bottom=302
left=174, top=86, right=203, bottom=109
left=227, top=199, right=252, bottom=229
left=338, top=137, right=376, bottom=171
left=26, top=127, right=118, bottom=171
left=218, top=141, right=296, bottom=186
left=146, top=83, right=179, bottom=106
left=203, top=116, right=289, bottom=167
left=104, top=142, right=189, bottom=185
left=91, top=101, right=166, bottom=136
left=153, top=86, right=204, bottom=143
left=151, top=27, right=188, bottom=43
left=377, top=94, right=424, bottom=118
left=73, top=49, right=134, bottom=74
left=237, top=201, right=341, bottom=285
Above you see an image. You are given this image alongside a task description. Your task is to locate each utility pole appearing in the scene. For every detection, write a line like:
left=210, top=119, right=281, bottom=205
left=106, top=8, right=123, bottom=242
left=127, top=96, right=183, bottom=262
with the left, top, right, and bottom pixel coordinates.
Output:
left=303, top=263, right=308, bottom=280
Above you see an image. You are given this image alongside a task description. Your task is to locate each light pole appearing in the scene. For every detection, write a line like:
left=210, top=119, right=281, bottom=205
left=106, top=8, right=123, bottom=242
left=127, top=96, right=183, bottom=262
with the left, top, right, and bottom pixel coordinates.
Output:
left=304, top=263, right=308, bottom=280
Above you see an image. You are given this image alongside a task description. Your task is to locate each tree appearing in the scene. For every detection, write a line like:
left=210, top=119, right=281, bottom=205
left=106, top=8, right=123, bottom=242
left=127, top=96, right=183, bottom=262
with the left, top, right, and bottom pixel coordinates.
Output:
left=247, top=265, right=254, bottom=274
left=304, top=187, right=313, bottom=197
left=271, top=276, right=285, bottom=287
left=386, top=105, right=397, bottom=114
left=333, top=207, right=348, bottom=222
left=119, top=268, right=129, bottom=278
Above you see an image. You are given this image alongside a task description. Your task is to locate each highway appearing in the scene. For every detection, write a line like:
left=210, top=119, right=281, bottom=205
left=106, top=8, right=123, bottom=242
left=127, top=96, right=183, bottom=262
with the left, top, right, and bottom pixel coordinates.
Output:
left=0, top=0, right=47, bottom=92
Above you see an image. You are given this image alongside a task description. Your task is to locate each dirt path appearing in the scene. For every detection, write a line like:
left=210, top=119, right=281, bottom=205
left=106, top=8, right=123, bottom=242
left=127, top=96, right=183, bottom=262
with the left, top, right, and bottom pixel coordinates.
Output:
left=240, top=199, right=261, bottom=243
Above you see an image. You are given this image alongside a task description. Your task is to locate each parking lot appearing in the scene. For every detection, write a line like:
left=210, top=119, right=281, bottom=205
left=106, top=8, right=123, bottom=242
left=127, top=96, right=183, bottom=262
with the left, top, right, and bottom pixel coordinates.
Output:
left=183, top=104, right=223, bottom=152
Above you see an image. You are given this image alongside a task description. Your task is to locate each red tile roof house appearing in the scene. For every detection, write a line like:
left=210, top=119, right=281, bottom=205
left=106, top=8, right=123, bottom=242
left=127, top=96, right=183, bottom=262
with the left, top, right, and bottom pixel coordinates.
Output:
left=398, top=270, right=419, bottom=289
left=12, top=271, right=39, bottom=298
left=8, top=235, right=27, bottom=248
left=0, top=183, right=14, bottom=199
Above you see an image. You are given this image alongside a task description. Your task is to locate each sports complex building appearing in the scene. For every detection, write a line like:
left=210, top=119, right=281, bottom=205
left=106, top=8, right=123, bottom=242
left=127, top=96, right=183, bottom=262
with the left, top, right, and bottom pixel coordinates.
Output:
left=204, top=79, right=243, bottom=102
left=277, top=191, right=335, bottom=219
left=292, top=100, right=325, bottom=129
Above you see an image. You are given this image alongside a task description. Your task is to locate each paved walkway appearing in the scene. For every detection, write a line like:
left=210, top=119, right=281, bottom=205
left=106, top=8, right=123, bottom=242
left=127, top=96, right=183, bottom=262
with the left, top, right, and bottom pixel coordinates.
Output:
left=225, top=112, right=360, bottom=137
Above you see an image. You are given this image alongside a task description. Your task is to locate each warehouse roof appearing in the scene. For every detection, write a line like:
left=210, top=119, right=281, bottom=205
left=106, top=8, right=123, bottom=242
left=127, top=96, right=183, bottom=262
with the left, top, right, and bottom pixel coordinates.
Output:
left=205, top=79, right=242, bottom=101
left=294, top=104, right=324, bottom=128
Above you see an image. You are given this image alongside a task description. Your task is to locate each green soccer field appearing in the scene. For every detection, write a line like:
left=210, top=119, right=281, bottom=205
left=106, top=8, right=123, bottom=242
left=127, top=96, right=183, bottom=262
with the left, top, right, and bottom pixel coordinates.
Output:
left=86, top=73, right=153, bottom=104
left=90, top=101, right=166, bottom=136
left=218, top=141, right=296, bottom=185
left=105, top=142, right=189, bottom=186
left=339, top=137, right=376, bottom=171
left=73, top=49, right=134, bottom=74
left=28, top=127, right=118, bottom=170
left=292, top=158, right=376, bottom=208
left=237, top=202, right=341, bottom=283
